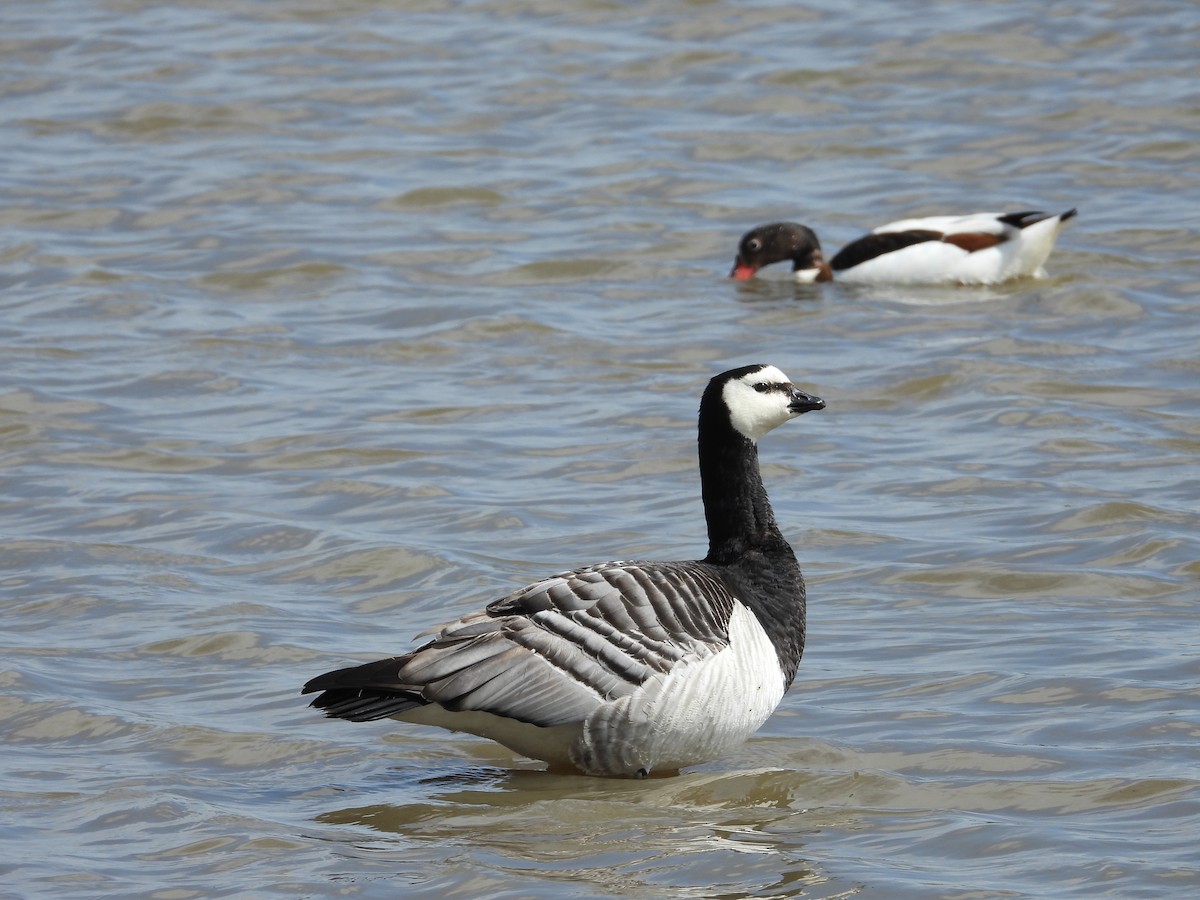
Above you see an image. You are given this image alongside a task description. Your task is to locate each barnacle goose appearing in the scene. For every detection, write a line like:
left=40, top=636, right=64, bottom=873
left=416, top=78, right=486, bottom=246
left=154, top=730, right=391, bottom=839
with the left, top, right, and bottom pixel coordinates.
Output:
left=302, top=364, right=824, bottom=778
left=730, top=209, right=1076, bottom=285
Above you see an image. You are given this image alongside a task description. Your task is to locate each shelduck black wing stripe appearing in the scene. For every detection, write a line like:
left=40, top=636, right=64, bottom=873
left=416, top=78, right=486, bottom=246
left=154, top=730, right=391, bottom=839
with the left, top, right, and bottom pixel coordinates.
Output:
left=829, top=229, right=942, bottom=271
left=306, top=559, right=740, bottom=728
left=996, top=210, right=1046, bottom=228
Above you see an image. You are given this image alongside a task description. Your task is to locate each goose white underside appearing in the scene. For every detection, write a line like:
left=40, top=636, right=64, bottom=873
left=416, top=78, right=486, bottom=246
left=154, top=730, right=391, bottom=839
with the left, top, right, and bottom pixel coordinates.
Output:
left=393, top=602, right=787, bottom=776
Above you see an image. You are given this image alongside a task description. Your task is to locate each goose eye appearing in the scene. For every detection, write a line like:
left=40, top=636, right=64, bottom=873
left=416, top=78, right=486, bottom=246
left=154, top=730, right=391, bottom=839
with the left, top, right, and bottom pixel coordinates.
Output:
left=753, top=382, right=770, bottom=393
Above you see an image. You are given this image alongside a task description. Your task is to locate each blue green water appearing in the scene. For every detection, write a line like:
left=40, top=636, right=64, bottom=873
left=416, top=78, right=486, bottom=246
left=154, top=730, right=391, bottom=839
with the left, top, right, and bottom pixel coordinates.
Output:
left=2, top=1, right=1198, bottom=896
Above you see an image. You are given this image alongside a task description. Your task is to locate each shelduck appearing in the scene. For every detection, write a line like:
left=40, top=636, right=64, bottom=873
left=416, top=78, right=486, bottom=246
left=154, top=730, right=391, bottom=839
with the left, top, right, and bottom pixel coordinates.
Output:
left=730, top=209, right=1077, bottom=285
left=303, top=364, right=825, bottom=778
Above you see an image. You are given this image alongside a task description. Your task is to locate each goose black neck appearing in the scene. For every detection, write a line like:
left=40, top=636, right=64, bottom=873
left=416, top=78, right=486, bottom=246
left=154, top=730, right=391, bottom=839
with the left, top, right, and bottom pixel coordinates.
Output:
left=698, top=406, right=785, bottom=565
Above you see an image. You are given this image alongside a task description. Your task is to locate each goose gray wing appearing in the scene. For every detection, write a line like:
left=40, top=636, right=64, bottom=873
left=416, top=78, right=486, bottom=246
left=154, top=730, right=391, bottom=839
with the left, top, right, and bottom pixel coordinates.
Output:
left=303, top=560, right=737, bottom=727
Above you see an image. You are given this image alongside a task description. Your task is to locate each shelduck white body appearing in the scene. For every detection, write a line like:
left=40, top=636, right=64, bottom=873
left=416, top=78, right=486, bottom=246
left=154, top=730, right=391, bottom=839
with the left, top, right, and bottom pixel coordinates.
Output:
left=303, top=364, right=825, bottom=777
left=731, top=209, right=1076, bottom=286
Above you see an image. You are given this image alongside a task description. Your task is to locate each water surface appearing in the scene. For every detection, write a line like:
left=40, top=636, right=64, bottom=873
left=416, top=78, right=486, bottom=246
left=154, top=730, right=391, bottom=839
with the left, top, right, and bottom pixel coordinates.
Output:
left=2, top=0, right=1198, bottom=897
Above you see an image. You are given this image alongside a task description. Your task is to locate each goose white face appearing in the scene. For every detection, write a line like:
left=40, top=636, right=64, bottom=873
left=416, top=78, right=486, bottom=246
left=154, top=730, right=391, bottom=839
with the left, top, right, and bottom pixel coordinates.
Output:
left=723, top=365, right=799, bottom=441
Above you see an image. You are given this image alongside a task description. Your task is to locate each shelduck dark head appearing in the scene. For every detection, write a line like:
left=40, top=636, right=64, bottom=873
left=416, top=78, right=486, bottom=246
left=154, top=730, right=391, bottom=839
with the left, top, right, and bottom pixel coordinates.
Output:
left=730, top=223, right=833, bottom=283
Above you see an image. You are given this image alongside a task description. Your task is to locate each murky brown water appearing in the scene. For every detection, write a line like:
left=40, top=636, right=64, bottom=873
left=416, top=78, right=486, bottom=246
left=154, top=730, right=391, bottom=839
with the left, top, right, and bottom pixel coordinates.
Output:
left=3, top=0, right=1198, bottom=897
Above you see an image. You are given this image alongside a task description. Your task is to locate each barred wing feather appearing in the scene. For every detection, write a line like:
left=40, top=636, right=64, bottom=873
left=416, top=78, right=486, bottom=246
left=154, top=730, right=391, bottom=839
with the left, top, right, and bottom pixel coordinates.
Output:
left=304, top=561, right=738, bottom=729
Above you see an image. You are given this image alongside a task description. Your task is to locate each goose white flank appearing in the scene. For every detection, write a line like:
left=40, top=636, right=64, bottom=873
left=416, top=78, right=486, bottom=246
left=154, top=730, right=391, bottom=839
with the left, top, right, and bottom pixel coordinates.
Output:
left=730, top=209, right=1076, bottom=285
left=303, top=364, right=825, bottom=778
